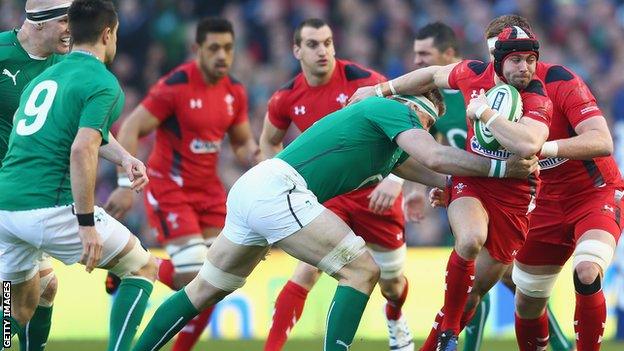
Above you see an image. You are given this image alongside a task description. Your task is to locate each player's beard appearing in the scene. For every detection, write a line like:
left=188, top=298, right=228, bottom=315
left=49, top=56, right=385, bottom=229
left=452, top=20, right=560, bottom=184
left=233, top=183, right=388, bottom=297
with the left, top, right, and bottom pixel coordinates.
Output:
left=508, top=74, right=531, bottom=90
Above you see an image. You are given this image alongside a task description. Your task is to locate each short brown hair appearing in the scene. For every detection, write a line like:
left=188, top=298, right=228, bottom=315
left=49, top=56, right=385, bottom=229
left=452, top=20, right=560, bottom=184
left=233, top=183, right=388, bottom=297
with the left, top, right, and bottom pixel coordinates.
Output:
left=293, top=18, right=328, bottom=46
left=484, top=15, right=532, bottom=39
left=424, top=88, right=446, bottom=117
left=68, top=0, right=117, bottom=45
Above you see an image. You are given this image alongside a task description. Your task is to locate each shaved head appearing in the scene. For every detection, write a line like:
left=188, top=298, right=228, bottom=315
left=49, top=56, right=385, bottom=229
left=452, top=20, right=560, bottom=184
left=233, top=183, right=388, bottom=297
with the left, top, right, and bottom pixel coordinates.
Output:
left=25, top=0, right=72, bottom=12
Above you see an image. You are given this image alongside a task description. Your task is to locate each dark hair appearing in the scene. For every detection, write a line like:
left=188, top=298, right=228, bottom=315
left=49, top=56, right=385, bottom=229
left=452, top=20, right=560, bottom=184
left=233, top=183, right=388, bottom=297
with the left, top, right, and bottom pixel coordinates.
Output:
left=415, top=22, right=459, bottom=55
left=196, top=17, right=234, bottom=45
left=67, top=0, right=117, bottom=45
left=293, top=18, right=328, bottom=46
left=485, top=15, right=532, bottom=39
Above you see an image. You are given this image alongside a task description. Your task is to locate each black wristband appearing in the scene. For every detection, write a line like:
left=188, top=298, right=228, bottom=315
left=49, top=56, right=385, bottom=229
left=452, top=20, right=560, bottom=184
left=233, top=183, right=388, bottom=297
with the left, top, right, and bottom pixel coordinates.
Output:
left=76, top=212, right=95, bottom=226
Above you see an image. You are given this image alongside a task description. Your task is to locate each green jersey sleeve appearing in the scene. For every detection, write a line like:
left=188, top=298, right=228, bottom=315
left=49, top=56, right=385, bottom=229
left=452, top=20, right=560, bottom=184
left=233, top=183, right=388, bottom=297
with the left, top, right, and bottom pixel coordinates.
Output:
left=79, top=84, right=123, bottom=144
left=364, top=97, right=423, bottom=141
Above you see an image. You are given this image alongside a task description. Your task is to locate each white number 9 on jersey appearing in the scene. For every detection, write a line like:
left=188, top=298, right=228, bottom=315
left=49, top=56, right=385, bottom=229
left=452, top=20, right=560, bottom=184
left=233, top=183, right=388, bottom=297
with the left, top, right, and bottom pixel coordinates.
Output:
left=16, top=80, right=58, bottom=136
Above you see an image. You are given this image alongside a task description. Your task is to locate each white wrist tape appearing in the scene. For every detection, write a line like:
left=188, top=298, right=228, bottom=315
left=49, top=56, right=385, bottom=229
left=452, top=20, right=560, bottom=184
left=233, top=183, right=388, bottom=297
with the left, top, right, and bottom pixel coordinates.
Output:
left=388, top=80, right=397, bottom=95
left=374, top=84, right=384, bottom=97
left=387, top=173, right=405, bottom=185
left=475, top=104, right=489, bottom=119
left=540, top=141, right=558, bottom=158
left=117, top=175, right=132, bottom=188
left=484, top=112, right=501, bottom=129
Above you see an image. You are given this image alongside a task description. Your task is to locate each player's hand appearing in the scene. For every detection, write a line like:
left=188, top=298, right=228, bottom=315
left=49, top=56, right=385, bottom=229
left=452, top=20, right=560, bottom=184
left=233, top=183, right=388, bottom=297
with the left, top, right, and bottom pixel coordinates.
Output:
left=505, top=154, right=540, bottom=179
left=429, top=187, right=450, bottom=208
left=78, top=226, right=103, bottom=273
left=120, top=155, right=149, bottom=192
left=466, top=89, right=488, bottom=120
left=347, top=85, right=377, bottom=105
left=104, top=187, right=134, bottom=219
left=403, top=189, right=426, bottom=222
left=368, top=177, right=403, bottom=214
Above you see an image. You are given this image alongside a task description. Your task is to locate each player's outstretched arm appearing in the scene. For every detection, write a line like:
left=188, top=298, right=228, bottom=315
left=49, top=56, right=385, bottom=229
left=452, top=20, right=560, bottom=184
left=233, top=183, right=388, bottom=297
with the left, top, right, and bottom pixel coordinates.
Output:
left=348, top=64, right=457, bottom=105
left=100, top=132, right=149, bottom=192
left=541, top=116, right=613, bottom=160
left=228, top=121, right=261, bottom=166
left=392, top=157, right=447, bottom=188
left=71, top=127, right=104, bottom=272
left=259, top=113, right=287, bottom=159
left=395, top=129, right=538, bottom=179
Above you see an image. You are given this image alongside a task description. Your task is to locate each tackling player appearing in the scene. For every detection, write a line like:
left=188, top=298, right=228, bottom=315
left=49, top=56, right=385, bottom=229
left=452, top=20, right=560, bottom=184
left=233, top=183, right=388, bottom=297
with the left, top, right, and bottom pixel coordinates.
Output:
left=0, top=2, right=158, bottom=351
left=0, top=0, right=70, bottom=349
left=350, top=26, right=553, bottom=351
left=485, top=15, right=623, bottom=351
left=104, top=17, right=259, bottom=351
left=259, top=18, right=413, bottom=351
left=130, top=89, right=539, bottom=351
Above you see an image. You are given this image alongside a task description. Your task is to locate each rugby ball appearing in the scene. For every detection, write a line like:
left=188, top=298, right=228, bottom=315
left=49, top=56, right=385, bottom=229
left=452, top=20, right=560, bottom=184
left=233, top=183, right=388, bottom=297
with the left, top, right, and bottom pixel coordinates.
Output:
left=473, top=84, right=523, bottom=150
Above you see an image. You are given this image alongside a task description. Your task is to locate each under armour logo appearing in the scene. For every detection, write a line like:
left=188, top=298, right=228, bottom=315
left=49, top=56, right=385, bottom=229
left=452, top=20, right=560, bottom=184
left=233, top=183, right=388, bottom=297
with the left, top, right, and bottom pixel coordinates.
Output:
left=190, top=98, right=202, bottom=109
left=167, top=212, right=179, bottom=229
left=336, top=93, right=348, bottom=107
left=224, top=94, right=235, bottom=116
left=512, top=250, right=518, bottom=256
left=602, top=204, right=614, bottom=213
left=470, top=89, right=479, bottom=99
left=2, top=68, right=20, bottom=85
left=294, top=105, right=306, bottom=115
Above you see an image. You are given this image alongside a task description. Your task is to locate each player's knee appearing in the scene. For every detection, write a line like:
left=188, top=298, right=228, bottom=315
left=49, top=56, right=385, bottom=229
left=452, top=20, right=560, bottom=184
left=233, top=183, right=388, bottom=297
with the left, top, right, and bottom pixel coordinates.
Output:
left=512, top=265, right=558, bottom=299
left=109, top=240, right=155, bottom=281
left=455, top=232, right=485, bottom=259
left=378, top=275, right=405, bottom=300
left=39, top=272, right=58, bottom=307
left=465, top=292, right=481, bottom=312
left=572, top=239, right=614, bottom=291
left=318, top=232, right=377, bottom=287
left=501, top=269, right=515, bottom=291
left=370, top=244, right=406, bottom=281
left=166, top=237, right=208, bottom=277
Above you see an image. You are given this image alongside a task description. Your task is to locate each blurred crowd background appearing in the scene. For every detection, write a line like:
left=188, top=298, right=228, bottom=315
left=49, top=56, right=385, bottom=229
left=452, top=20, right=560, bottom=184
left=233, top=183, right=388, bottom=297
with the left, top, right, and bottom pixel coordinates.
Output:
left=3, top=0, right=624, bottom=246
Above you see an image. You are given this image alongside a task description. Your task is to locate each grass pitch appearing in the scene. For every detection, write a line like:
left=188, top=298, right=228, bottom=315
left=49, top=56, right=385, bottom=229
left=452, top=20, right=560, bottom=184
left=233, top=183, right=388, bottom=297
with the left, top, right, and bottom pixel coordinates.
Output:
left=26, top=339, right=624, bottom=350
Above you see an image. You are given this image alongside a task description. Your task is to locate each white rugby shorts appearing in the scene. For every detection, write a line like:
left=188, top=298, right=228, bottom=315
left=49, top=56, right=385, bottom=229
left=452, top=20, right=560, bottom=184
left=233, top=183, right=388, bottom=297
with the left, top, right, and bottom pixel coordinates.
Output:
left=223, top=158, right=325, bottom=246
left=0, top=205, right=131, bottom=283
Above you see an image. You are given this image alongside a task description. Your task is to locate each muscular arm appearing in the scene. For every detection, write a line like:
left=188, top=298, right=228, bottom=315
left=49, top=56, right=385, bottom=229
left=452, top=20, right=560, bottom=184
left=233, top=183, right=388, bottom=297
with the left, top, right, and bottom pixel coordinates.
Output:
left=387, top=64, right=457, bottom=95
left=395, top=129, right=492, bottom=176
left=114, top=105, right=160, bottom=170
left=481, top=110, right=550, bottom=158
left=228, top=121, right=260, bottom=166
left=546, top=116, right=613, bottom=159
left=71, top=128, right=102, bottom=214
left=392, top=156, right=447, bottom=188
left=259, top=113, right=287, bottom=159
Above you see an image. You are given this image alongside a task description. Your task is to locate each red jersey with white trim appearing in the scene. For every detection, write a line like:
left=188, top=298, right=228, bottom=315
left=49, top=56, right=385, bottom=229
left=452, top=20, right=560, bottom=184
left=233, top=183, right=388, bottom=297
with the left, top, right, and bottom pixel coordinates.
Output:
left=448, top=60, right=553, bottom=201
left=267, top=59, right=385, bottom=131
left=535, top=62, right=622, bottom=195
left=141, top=61, right=248, bottom=193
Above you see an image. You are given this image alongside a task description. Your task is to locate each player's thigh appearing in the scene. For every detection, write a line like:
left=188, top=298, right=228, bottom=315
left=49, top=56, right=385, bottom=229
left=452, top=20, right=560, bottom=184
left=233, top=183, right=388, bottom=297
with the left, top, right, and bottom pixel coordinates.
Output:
left=204, top=232, right=270, bottom=278
left=448, top=196, right=489, bottom=246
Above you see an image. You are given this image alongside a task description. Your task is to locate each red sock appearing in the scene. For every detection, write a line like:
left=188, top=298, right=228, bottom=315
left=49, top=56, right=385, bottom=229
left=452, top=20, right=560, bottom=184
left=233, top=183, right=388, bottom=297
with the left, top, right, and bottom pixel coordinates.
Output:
left=439, top=250, right=475, bottom=334
left=157, top=258, right=176, bottom=290
left=419, top=310, right=444, bottom=351
left=515, top=312, right=549, bottom=351
left=172, top=306, right=215, bottom=351
left=383, top=277, right=409, bottom=320
left=574, top=291, right=606, bottom=351
left=264, top=281, right=309, bottom=351
left=460, top=306, right=477, bottom=331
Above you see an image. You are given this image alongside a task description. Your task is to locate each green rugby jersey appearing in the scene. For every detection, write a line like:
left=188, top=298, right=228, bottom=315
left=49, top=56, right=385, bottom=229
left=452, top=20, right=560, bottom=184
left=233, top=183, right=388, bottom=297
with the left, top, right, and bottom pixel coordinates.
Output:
left=430, top=89, right=467, bottom=149
left=277, top=97, right=421, bottom=203
left=0, top=52, right=124, bottom=210
left=0, top=29, right=64, bottom=164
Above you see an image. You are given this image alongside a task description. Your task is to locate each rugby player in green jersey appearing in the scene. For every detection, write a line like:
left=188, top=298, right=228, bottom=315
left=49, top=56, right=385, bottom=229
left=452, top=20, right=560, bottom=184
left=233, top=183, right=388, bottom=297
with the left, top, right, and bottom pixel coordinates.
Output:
left=132, top=90, right=538, bottom=351
left=0, top=1, right=70, bottom=349
left=0, top=1, right=158, bottom=351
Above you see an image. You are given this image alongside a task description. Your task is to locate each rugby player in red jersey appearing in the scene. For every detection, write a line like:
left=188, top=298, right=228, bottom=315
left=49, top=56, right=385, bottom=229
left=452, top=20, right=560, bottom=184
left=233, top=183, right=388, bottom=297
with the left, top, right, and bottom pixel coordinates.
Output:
left=350, top=26, right=553, bottom=351
left=485, top=15, right=623, bottom=351
left=104, top=17, right=259, bottom=351
left=259, top=18, right=414, bottom=351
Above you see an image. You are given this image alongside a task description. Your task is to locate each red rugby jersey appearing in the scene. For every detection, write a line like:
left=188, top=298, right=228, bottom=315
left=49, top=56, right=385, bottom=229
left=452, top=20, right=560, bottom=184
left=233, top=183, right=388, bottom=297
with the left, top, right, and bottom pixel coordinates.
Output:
left=448, top=60, right=553, bottom=200
left=141, top=61, right=248, bottom=191
left=535, top=62, right=622, bottom=194
left=267, top=59, right=385, bottom=132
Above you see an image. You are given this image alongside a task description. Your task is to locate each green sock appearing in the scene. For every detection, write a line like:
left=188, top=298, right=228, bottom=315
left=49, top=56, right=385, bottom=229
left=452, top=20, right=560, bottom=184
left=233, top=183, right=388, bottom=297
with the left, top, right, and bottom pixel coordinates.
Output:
left=108, top=277, right=153, bottom=351
left=132, top=289, right=199, bottom=351
left=547, top=303, right=573, bottom=351
left=462, top=293, right=490, bottom=351
left=324, top=285, right=370, bottom=351
left=18, top=305, right=53, bottom=351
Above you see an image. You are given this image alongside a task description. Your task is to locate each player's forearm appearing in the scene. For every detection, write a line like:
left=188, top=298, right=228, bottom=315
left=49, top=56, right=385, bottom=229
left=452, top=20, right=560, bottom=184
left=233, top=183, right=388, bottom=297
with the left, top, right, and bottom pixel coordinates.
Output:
left=483, top=111, right=545, bottom=158
left=392, top=157, right=446, bottom=188
left=114, top=120, right=142, bottom=172
left=380, top=66, right=440, bottom=96
left=425, top=146, right=491, bottom=177
left=545, top=130, right=613, bottom=160
left=232, top=138, right=260, bottom=166
left=258, top=137, right=283, bottom=159
left=99, top=132, right=131, bottom=166
left=70, top=143, right=99, bottom=214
